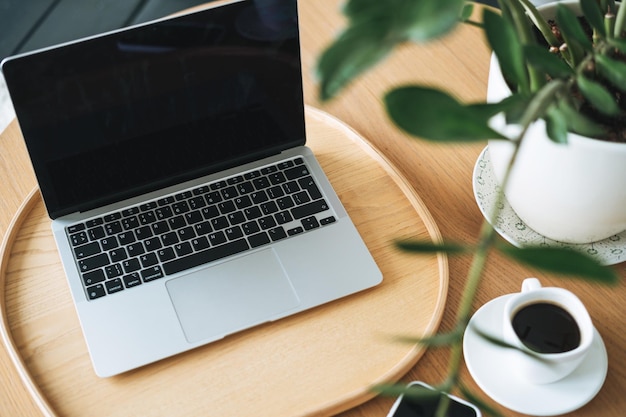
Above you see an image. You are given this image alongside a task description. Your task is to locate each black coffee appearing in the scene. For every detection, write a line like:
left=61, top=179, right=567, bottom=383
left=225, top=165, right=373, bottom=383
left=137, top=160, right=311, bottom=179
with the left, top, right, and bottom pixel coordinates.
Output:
left=511, top=302, right=581, bottom=354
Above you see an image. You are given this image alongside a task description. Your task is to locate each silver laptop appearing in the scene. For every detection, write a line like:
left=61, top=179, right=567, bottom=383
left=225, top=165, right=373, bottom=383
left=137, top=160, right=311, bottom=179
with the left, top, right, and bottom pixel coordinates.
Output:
left=1, top=0, right=382, bottom=377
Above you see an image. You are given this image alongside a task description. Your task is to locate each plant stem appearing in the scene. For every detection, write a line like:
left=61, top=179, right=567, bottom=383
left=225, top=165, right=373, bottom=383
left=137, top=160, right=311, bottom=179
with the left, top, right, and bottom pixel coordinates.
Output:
left=433, top=80, right=566, bottom=417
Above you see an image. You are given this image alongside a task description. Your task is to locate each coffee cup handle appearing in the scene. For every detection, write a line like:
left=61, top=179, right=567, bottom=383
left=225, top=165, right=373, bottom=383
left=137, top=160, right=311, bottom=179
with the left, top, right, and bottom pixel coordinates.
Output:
left=521, top=277, right=541, bottom=292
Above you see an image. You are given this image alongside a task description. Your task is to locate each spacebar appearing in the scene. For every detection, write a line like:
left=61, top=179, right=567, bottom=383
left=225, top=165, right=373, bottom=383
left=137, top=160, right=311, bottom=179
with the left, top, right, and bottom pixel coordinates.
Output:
left=163, top=239, right=249, bottom=275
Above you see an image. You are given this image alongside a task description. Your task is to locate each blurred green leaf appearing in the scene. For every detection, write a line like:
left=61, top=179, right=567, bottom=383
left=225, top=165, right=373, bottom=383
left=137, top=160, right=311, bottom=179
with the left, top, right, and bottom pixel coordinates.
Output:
left=556, top=98, right=607, bottom=137
left=596, top=54, right=626, bottom=91
left=484, top=8, right=529, bottom=93
left=580, top=0, right=606, bottom=37
left=607, top=37, right=626, bottom=53
left=470, top=324, right=549, bottom=362
left=556, top=4, right=593, bottom=50
left=467, top=93, right=531, bottom=122
left=460, top=3, right=474, bottom=22
left=385, top=86, right=507, bottom=141
left=394, top=330, right=463, bottom=347
left=396, top=240, right=468, bottom=254
left=318, top=0, right=465, bottom=100
left=523, top=44, right=574, bottom=78
left=497, top=245, right=619, bottom=284
left=342, top=0, right=464, bottom=42
left=545, top=105, right=569, bottom=144
left=577, top=75, right=620, bottom=115
left=317, top=25, right=395, bottom=101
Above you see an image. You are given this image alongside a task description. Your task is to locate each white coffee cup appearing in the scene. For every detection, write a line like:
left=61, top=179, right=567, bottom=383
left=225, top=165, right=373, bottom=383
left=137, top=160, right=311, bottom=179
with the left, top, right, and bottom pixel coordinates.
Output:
left=502, top=278, right=594, bottom=384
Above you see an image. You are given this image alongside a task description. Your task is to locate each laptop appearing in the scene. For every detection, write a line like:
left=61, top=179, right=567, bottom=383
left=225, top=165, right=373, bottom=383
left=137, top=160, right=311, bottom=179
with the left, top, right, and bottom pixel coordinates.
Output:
left=1, top=0, right=382, bottom=377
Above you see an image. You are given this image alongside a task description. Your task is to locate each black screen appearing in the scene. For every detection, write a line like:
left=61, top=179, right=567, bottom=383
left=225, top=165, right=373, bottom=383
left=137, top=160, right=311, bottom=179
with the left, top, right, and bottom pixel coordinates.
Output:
left=393, top=395, right=478, bottom=417
left=2, top=0, right=304, bottom=219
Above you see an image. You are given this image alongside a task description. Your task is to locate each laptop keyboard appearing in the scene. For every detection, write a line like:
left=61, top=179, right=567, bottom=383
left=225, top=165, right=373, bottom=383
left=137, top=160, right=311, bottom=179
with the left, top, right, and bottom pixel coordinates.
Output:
left=66, top=157, right=336, bottom=301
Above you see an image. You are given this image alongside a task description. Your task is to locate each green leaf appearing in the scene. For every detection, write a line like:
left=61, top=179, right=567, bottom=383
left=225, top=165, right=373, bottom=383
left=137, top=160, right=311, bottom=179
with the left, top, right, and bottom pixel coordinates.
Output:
left=580, top=0, right=606, bottom=38
left=607, top=37, right=626, bottom=54
left=556, top=4, right=593, bottom=51
left=318, top=0, right=466, bottom=100
left=497, top=245, right=619, bottom=284
left=317, top=25, right=394, bottom=101
left=523, top=44, right=574, bottom=78
left=467, top=93, right=531, bottom=122
left=576, top=74, right=621, bottom=115
left=483, top=8, right=529, bottom=93
left=596, top=54, right=626, bottom=91
left=394, top=330, right=463, bottom=347
left=469, top=324, right=549, bottom=362
left=342, top=0, right=464, bottom=42
left=556, top=98, right=606, bottom=137
left=395, top=240, right=467, bottom=254
left=460, top=3, right=474, bottom=22
left=545, top=105, right=569, bottom=144
left=385, top=86, right=507, bottom=141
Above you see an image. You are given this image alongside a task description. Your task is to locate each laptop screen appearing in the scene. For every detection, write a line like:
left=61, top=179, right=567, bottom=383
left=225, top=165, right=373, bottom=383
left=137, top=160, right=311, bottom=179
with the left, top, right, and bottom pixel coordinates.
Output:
left=1, top=0, right=304, bottom=219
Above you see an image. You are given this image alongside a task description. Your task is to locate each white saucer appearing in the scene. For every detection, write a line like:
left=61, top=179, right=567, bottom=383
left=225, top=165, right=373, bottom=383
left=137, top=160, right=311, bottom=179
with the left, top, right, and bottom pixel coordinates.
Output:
left=463, top=294, right=608, bottom=416
left=472, top=146, right=626, bottom=265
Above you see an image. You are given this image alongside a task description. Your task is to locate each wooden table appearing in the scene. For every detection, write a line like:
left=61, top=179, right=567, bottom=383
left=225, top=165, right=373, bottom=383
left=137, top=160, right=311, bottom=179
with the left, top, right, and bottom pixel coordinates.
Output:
left=1, top=1, right=624, bottom=416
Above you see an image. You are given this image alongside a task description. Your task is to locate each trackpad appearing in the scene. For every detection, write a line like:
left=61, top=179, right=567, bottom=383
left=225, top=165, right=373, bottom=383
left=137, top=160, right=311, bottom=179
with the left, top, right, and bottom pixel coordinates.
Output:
left=166, top=249, right=300, bottom=343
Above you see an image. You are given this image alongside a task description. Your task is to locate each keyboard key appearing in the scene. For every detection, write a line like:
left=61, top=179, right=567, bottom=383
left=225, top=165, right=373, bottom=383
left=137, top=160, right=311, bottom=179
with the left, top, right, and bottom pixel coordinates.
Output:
left=67, top=223, right=86, bottom=233
left=140, top=252, right=159, bottom=267
left=267, top=186, right=284, bottom=199
left=260, top=201, right=278, bottom=215
left=236, top=181, right=255, bottom=195
left=105, top=278, right=124, bottom=294
left=268, top=227, right=287, bottom=241
left=151, top=220, right=170, bottom=235
left=205, top=191, right=222, bottom=204
left=227, top=175, right=244, bottom=185
left=82, top=269, right=105, bottom=286
left=274, top=211, right=293, bottom=225
left=100, top=236, right=119, bottom=251
left=168, top=215, right=186, bottom=230
left=135, top=225, right=153, bottom=240
left=298, top=177, right=323, bottom=200
left=104, top=212, right=122, bottom=222
left=143, top=237, right=162, bottom=251
left=261, top=165, right=277, bottom=175
left=302, top=216, right=320, bottom=231
left=282, top=181, right=300, bottom=194
left=234, top=195, right=252, bottom=209
left=320, top=216, right=336, bottom=225
left=293, top=191, right=311, bottom=205
left=227, top=211, right=246, bottom=225
left=194, top=221, right=213, bottom=235
left=175, top=191, right=193, bottom=201
left=155, top=206, right=174, bottom=219
left=105, top=263, right=124, bottom=279
left=157, top=196, right=175, bottom=206
left=172, top=201, right=190, bottom=215
left=78, top=253, right=109, bottom=272
left=225, top=226, right=243, bottom=240
left=161, top=232, right=179, bottom=247
left=244, top=206, right=262, bottom=220
left=287, top=227, right=304, bottom=236
left=117, top=231, right=136, bottom=245
left=109, top=247, right=128, bottom=262
left=268, top=172, right=286, bottom=185
left=250, top=190, right=269, bottom=204
left=121, top=216, right=139, bottom=230
left=208, top=231, right=227, bottom=246
left=141, top=266, right=164, bottom=282
left=86, top=284, right=106, bottom=300
left=249, top=232, right=270, bottom=248
left=277, top=160, right=294, bottom=170
left=218, top=200, right=236, bottom=214
left=70, top=231, right=89, bottom=246
left=284, top=165, right=310, bottom=180
left=87, top=226, right=106, bottom=241
left=291, top=200, right=329, bottom=219
left=105, top=221, right=122, bottom=236
left=163, top=239, right=249, bottom=275
left=157, top=247, right=176, bottom=262
left=258, top=216, right=277, bottom=230
left=122, top=207, right=139, bottom=217
left=220, top=186, right=238, bottom=200
left=188, top=196, right=206, bottom=210
left=185, top=210, right=204, bottom=224
left=177, top=226, right=195, bottom=241
left=276, top=196, right=294, bottom=210
left=138, top=211, right=156, bottom=225
left=242, top=221, right=260, bottom=235
left=174, top=242, right=193, bottom=257
left=123, top=273, right=142, bottom=288
left=127, top=242, right=145, bottom=257
left=191, top=236, right=210, bottom=251
left=202, top=205, right=220, bottom=219
left=122, top=258, right=141, bottom=273
left=211, top=216, right=229, bottom=230
left=139, top=202, right=157, bottom=211
left=74, top=242, right=101, bottom=259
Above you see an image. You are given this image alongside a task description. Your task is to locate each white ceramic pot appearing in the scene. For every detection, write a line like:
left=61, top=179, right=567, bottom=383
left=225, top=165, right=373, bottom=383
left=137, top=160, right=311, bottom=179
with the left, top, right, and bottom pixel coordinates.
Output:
left=487, top=1, right=626, bottom=244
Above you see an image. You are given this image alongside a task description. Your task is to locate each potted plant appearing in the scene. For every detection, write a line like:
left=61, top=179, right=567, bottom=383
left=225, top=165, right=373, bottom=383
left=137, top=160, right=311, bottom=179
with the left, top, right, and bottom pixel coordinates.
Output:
left=316, top=0, right=623, bottom=414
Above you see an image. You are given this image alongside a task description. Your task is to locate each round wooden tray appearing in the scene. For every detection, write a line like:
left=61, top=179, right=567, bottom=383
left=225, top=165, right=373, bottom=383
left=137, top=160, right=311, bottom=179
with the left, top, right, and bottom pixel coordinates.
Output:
left=0, top=107, right=448, bottom=417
